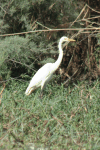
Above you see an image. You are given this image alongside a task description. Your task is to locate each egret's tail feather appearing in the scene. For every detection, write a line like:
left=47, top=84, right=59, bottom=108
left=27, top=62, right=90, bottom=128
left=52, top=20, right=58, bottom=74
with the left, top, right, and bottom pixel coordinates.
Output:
left=25, top=86, right=35, bottom=95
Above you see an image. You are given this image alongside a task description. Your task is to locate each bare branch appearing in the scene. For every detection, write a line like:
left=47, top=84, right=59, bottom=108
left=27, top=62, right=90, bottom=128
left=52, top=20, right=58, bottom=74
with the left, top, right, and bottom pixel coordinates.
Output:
left=0, top=27, right=100, bottom=37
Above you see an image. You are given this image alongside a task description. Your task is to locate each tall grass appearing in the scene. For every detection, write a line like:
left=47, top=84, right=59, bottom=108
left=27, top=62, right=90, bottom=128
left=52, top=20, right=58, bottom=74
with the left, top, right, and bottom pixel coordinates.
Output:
left=0, top=79, right=100, bottom=149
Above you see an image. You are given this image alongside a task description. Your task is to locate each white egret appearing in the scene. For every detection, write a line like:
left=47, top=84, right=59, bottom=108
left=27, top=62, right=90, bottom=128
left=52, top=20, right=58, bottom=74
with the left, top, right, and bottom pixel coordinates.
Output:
left=25, top=36, right=75, bottom=97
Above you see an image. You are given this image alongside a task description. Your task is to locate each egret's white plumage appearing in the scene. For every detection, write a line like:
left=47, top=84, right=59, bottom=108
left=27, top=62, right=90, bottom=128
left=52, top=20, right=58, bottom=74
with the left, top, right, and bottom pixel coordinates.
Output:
left=25, top=36, right=75, bottom=97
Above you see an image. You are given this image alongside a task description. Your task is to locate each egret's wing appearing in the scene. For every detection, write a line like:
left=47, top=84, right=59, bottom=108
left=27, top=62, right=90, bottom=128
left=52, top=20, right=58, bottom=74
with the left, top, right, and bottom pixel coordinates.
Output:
left=30, top=63, right=53, bottom=86
left=25, top=63, right=53, bottom=95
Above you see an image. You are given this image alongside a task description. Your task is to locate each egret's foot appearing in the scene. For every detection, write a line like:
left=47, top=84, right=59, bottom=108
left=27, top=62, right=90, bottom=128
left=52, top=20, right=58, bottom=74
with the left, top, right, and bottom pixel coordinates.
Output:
left=39, top=92, right=43, bottom=99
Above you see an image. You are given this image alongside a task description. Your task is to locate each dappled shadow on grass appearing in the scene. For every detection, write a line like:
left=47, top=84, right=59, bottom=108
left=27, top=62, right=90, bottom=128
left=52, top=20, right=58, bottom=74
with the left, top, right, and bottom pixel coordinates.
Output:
left=0, top=80, right=100, bottom=149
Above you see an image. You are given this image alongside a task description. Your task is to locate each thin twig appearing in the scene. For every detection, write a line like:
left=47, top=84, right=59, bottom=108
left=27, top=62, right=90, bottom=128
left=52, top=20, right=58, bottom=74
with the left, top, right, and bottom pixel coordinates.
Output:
left=86, top=4, right=100, bottom=14
left=8, top=59, right=35, bottom=71
left=36, top=21, right=51, bottom=30
left=69, top=4, right=87, bottom=28
left=0, top=6, right=6, bottom=13
left=63, top=69, right=78, bottom=86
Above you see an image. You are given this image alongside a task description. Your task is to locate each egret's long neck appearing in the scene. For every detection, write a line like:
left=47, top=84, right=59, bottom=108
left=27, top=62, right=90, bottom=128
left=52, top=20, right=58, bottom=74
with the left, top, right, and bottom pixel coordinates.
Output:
left=52, top=40, right=63, bottom=72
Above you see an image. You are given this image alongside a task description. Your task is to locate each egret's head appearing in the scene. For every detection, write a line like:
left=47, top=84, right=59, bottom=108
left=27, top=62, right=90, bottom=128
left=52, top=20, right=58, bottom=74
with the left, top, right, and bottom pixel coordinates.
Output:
left=60, top=36, right=75, bottom=43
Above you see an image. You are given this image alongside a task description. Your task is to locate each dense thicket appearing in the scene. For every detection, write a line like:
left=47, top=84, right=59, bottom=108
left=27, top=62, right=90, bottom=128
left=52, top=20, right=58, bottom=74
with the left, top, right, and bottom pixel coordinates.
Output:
left=0, top=0, right=79, bottom=80
left=0, top=0, right=100, bottom=83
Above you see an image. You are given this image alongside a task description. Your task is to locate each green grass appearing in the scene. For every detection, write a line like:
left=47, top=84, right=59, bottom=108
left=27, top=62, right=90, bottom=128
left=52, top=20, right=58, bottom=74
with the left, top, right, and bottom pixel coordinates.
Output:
left=0, top=79, right=100, bottom=149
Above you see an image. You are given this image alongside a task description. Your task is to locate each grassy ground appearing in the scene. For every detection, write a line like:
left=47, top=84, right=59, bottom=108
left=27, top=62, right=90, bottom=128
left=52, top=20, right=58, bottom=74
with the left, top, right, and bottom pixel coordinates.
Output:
left=0, top=79, right=100, bottom=150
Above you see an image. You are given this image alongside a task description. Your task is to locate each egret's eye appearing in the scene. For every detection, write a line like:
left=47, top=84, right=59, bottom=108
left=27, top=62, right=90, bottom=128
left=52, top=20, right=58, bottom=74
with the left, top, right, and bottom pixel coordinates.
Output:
left=64, top=38, right=68, bottom=41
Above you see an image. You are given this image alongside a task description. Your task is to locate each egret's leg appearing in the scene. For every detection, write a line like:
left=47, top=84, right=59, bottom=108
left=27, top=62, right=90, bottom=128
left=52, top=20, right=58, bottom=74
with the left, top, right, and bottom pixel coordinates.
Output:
left=39, top=88, right=44, bottom=99
left=39, top=91, right=43, bottom=99
left=39, top=83, right=46, bottom=99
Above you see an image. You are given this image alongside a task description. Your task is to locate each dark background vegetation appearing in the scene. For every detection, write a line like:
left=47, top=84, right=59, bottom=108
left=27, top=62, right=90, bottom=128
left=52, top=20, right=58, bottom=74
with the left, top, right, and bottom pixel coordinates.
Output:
left=0, top=0, right=100, bottom=149
left=0, top=0, right=100, bottom=84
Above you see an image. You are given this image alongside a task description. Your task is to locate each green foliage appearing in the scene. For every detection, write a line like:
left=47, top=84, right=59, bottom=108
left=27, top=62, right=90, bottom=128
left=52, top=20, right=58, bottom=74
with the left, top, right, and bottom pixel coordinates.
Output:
left=0, top=35, right=36, bottom=78
left=0, top=0, right=80, bottom=80
left=0, top=0, right=78, bottom=34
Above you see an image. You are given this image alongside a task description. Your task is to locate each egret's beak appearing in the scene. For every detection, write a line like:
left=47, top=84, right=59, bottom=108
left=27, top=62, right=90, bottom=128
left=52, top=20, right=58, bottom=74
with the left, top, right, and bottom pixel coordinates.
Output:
left=67, top=38, right=75, bottom=42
